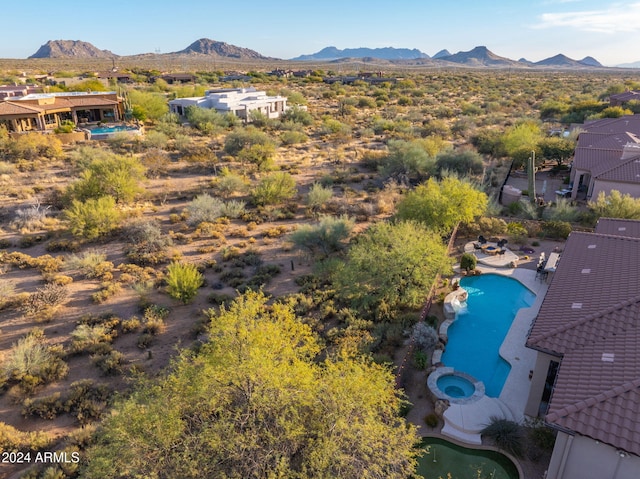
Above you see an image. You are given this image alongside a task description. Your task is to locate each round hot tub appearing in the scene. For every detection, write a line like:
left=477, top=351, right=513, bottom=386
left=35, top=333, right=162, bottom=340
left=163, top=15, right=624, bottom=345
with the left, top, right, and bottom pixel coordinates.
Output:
left=428, top=367, right=485, bottom=404
left=437, top=374, right=475, bottom=398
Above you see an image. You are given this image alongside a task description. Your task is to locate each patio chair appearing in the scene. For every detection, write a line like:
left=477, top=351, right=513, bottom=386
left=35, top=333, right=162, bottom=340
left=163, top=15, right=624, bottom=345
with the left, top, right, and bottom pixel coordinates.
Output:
left=478, top=235, right=487, bottom=245
left=473, top=243, right=482, bottom=250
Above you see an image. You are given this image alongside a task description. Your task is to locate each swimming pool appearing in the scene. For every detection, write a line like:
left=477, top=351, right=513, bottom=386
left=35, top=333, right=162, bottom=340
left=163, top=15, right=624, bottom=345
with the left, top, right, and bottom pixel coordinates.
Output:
left=87, top=124, right=142, bottom=140
left=418, top=436, right=521, bottom=479
left=441, top=274, right=535, bottom=397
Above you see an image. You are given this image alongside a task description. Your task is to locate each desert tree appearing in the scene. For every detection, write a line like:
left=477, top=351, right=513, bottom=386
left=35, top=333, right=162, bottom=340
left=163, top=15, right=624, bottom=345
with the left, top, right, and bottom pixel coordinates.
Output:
left=82, top=290, right=420, bottom=479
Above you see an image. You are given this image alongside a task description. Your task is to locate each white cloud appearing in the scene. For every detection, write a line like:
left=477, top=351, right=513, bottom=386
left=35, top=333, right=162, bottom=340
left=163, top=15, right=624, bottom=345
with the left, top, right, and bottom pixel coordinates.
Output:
left=535, top=2, right=640, bottom=33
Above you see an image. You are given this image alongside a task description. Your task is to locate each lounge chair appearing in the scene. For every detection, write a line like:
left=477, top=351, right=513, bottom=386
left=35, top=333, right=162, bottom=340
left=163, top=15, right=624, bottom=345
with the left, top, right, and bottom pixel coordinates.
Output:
left=478, top=235, right=487, bottom=245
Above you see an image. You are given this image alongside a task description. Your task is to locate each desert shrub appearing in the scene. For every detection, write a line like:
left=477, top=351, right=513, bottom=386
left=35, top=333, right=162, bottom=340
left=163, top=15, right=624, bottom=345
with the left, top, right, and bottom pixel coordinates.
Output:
left=506, top=221, right=528, bottom=241
left=65, top=379, right=112, bottom=425
left=46, top=239, right=81, bottom=253
left=186, top=193, right=224, bottom=226
left=460, top=252, right=477, bottom=272
left=64, top=196, right=123, bottom=240
left=22, top=283, right=68, bottom=319
left=92, top=350, right=126, bottom=376
left=65, top=250, right=109, bottom=276
left=221, top=200, right=246, bottom=219
left=242, top=264, right=282, bottom=291
left=123, top=219, right=172, bottom=265
left=22, top=393, right=65, bottom=419
left=290, top=215, right=354, bottom=259
left=526, top=418, right=557, bottom=451
left=141, top=148, right=171, bottom=178
left=252, top=171, right=297, bottom=206
left=224, top=126, right=276, bottom=157
left=412, top=322, right=438, bottom=354
left=435, top=149, right=484, bottom=177
left=137, top=333, right=155, bottom=349
left=12, top=201, right=51, bottom=232
left=541, top=220, right=572, bottom=240
left=207, top=292, right=235, bottom=306
left=121, top=316, right=141, bottom=333
left=166, top=261, right=204, bottom=303
left=280, top=105, right=313, bottom=125
left=0, top=422, right=53, bottom=452
left=413, top=351, right=428, bottom=369
left=214, top=170, right=249, bottom=198
left=424, top=413, right=439, bottom=428
left=541, top=197, right=580, bottom=222
left=66, top=153, right=145, bottom=203
left=1, top=332, right=68, bottom=394
left=481, top=417, right=524, bottom=457
left=306, top=183, right=334, bottom=214
left=70, top=323, right=115, bottom=355
left=280, top=130, right=308, bottom=145
left=459, top=216, right=508, bottom=238
left=92, top=281, right=123, bottom=304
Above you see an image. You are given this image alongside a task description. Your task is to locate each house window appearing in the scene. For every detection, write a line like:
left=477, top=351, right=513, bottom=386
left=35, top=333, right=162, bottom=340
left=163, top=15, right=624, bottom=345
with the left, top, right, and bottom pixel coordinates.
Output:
left=44, top=113, right=57, bottom=126
left=539, top=360, right=559, bottom=416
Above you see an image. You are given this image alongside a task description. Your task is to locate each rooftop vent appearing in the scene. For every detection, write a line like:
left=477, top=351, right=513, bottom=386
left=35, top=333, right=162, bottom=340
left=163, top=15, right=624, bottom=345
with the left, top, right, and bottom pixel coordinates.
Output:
left=571, top=302, right=583, bottom=309
left=581, top=268, right=591, bottom=274
left=588, top=244, right=597, bottom=249
left=618, top=227, right=627, bottom=231
left=601, top=353, right=615, bottom=362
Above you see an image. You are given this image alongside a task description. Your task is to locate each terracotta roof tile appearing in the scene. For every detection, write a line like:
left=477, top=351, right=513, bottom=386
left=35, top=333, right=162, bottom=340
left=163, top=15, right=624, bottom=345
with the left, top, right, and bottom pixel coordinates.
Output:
left=595, top=218, right=640, bottom=237
left=528, top=221, right=640, bottom=455
left=0, top=101, right=43, bottom=115
left=595, top=155, right=640, bottom=184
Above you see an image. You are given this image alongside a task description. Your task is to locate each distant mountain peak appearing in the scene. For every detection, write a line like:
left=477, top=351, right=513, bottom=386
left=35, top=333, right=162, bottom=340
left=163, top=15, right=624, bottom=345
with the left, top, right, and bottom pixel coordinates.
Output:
left=174, top=38, right=269, bottom=59
left=29, top=40, right=117, bottom=59
left=534, top=53, right=602, bottom=68
left=579, top=56, right=602, bottom=67
left=292, top=46, right=429, bottom=61
left=439, top=45, right=517, bottom=67
left=432, top=49, right=451, bottom=59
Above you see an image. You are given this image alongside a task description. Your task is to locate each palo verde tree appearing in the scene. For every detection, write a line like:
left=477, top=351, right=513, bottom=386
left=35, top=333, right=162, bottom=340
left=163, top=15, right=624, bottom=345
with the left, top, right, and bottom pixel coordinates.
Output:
left=333, top=220, right=452, bottom=320
left=395, top=176, right=488, bottom=235
left=82, top=290, right=420, bottom=479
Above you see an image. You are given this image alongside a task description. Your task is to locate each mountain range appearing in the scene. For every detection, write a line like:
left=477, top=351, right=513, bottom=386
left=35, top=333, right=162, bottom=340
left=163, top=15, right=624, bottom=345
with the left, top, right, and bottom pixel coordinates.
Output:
left=26, top=38, right=622, bottom=69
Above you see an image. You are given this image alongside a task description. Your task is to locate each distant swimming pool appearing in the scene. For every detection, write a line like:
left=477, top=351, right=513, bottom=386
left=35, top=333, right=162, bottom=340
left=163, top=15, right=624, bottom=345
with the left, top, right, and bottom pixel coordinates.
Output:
left=441, top=274, right=535, bottom=397
left=88, top=124, right=141, bottom=139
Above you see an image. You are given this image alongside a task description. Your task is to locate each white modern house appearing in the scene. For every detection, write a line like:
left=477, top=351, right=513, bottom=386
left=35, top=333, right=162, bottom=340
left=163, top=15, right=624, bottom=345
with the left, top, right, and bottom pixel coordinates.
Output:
left=168, top=87, right=288, bottom=123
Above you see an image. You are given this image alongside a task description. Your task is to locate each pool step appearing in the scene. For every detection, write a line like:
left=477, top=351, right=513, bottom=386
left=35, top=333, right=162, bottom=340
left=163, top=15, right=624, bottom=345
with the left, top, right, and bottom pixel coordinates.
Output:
left=442, top=397, right=517, bottom=446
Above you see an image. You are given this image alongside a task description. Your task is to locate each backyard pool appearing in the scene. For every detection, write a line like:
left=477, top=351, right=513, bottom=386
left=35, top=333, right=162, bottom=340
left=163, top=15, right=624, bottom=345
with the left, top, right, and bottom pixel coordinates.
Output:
left=418, top=436, right=521, bottom=479
left=87, top=124, right=142, bottom=139
left=441, top=274, right=535, bottom=397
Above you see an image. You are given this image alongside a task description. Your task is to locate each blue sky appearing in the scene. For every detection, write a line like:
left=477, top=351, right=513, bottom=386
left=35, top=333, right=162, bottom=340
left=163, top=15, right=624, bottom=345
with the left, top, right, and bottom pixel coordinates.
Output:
left=4, top=0, right=640, bottom=65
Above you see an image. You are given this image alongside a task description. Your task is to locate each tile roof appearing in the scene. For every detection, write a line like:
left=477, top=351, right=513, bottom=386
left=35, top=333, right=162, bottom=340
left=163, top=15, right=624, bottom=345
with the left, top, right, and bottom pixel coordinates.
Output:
left=595, top=218, right=640, bottom=237
left=595, top=156, right=640, bottom=184
left=0, top=101, right=43, bottom=115
left=527, top=221, right=640, bottom=455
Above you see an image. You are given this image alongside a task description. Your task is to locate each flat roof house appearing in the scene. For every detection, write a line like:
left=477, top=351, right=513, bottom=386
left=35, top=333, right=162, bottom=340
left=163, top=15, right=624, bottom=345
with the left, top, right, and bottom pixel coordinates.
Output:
left=168, top=87, right=287, bottom=123
left=569, top=115, right=640, bottom=200
left=0, top=91, right=124, bottom=132
left=525, top=218, right=640, bottom=479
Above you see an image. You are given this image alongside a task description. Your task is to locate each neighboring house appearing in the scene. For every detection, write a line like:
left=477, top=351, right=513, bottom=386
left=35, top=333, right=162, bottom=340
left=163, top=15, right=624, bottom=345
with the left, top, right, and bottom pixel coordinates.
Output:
left=609, top=90, right=640, bottom=107
left=525, top=218, right=640, bottom=479
left=0, top=84, right=41, bottom=100
left=0, top=91, right=124, bottom=132
left=154, top=73, right=196, bottom=84
left=569, top=115, right=640, bottom=199
left=168, top=87, right=287, bottom=122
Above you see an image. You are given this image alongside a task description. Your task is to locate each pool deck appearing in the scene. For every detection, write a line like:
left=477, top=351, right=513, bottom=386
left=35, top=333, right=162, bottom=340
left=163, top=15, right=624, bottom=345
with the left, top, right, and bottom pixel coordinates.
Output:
left=463, top=241, right=520, bottom=268
left=441, top=265, right=548, bottom=445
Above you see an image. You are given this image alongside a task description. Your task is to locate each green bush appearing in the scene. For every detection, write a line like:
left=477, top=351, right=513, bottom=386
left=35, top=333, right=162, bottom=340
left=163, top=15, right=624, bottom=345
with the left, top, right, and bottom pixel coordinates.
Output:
left=481, top=417, right=524, bottom=457
left=541, top=220, right=572, bottom=240
left=22, top=393, right=64, bottom=419
left=65, top=196, right=123, bottom=240
left=186, top=193, right=224, bottom=226
left=166, top=261, right=204, bottom=303
left=460, top=252, right=477, bottom=272
left=252, top=172, right=297, bottom=206
left=65, top=379, right=112, bottom=425
left=424, top=413, right=439, bottom=428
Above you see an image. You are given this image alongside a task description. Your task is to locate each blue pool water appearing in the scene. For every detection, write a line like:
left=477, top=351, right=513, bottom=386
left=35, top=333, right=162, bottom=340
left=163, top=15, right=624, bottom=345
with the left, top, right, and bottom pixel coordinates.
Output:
left=441, top=274, right=535, bottom=397
left=89, top=125, right=138, bottom=135
left=437, top=374, right=475, bottom=398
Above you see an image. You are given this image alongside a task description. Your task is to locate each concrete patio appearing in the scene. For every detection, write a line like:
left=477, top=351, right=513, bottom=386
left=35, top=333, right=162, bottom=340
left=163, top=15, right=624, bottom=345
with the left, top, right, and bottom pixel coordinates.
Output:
left=463, top=241, right=520, bottom=268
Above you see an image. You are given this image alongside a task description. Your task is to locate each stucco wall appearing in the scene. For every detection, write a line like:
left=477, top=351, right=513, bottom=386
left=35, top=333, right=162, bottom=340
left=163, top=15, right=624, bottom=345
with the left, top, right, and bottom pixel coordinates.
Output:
left=524, top=351, right=556, bottom=417
left=547, top=432, right=640, bottom=479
